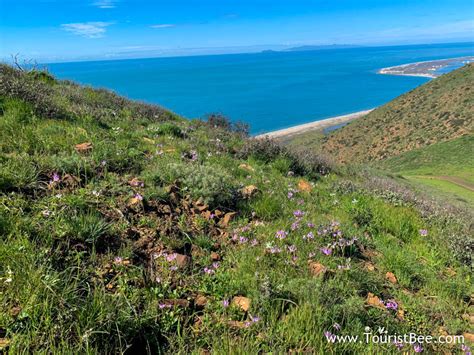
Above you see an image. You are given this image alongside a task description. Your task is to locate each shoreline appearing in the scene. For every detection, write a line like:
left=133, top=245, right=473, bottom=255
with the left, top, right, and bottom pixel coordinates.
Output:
left=378, top=56, right=474, bottom=78
left=255, top=109, right=374, bottom=139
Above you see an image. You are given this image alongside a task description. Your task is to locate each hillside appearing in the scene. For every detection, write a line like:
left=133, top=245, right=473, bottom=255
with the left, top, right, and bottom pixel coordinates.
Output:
left=375, top=135, right=474, bottom=207
left=323, top=63, right=474, bottom=163
left=0, top=64, right=473, bottom=353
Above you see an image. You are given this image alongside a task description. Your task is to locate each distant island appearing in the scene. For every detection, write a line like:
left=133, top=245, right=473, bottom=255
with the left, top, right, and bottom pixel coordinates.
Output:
left=378, top=56, right=474, bottom=78
left=285, top=44, right=362, bottom=52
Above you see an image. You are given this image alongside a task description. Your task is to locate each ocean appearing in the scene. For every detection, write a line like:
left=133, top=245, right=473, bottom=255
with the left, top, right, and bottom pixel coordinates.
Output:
left=46, top=42, right=474, bottom=134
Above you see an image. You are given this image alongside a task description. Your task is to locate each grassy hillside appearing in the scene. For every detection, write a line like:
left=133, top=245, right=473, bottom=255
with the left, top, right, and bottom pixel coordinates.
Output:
left=0, top=65, right=473, bottom=353
left=323, top=63, right=474, bottom=163
left=376, top=135, right=474, bottom=207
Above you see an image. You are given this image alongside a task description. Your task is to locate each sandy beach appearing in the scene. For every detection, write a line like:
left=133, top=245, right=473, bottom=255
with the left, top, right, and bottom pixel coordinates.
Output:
left=255, top=109, right=373, bottom=139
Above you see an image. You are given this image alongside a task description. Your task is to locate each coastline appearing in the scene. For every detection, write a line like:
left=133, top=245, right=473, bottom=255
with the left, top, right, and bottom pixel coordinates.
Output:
left=255, top=109, right=373, bottom=139
left=378, top=56, right=474, bottom=78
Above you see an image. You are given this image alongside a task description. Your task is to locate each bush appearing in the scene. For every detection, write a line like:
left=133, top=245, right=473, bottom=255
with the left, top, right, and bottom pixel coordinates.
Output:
left=152, top=162, right=237, bottom=207
left=237, top=137, right=334, bottom=177
left=155, top=123, right=184, bottom=138
left=205, top=113, right=249, bottom=137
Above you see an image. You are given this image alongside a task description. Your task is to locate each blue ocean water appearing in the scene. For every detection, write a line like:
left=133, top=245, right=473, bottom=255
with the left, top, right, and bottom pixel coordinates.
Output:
left=47, top=42, right=474, bottom=134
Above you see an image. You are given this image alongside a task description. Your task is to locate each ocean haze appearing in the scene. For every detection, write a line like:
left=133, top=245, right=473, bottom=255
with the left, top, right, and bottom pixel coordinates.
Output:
left=46, top=42, right=474, bottom=134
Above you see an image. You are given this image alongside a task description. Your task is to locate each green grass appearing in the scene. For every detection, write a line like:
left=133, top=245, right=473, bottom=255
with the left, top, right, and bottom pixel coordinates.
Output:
left=0, top=65, right=472, bottom=354
left=377, top=135, right=474, bottom=182
left=375, top=135, right=474, bottom=208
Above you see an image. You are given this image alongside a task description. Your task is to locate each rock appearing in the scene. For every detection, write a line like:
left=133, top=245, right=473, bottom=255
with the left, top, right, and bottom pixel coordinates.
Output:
left=366, top=293, right=385, bottom=310
left=175, top=254, right=191, bottom=268
left=239, top=163, right=255, bottom=172
left=75, top=142, right=93, bottom=153
left=219, top=212, right=236, bottom=227
left=210, top=252, right=221, bottom=261
left=232, top=296, right=251, bottom=312
left=195, top=295, right=208, bottom=308
left=240, top=185, right=258, bottom=198
left=385, top=272, right=398, bottom=284
left=298, top=179, right=313, bottom=192
left=463, top=332, right=474, bottom=343
left=128, top=177, right=144, bottom=187
left=364, top=262, right=376, bottom=272
left=308, top=262, right=326, bottom=277
left=397, top=308, right=405, bottom=320
left=0, top=338, right=10, bottom=350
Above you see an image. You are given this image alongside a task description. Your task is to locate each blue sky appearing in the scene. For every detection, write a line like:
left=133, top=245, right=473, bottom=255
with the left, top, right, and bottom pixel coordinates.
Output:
left=1, top=0, right=473, bottom=62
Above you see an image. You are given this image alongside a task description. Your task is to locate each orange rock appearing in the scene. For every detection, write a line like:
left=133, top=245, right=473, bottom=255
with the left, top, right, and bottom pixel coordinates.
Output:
left=308, top=262, right=327, bottom=277
left=232, top=296, right=251, bottom=312
left=386, top=272, right=398, bottom=284
left=240, top=185, right=258, bottom=198
left=366, top=293, right=385, bottom=310
left=364, top=262, right=376, bottom=272
left=75, top=142, right=93, bottom=153
left=210, top=252, right=221, bottom=261
left=463, top=332, right=474, bottom=343
left=219, top=212, right=236, bottom=227
left=128, top=177, right=144, bottom=187
left=195, top=295, right=208, bottom=308
left=298, top=179, right=313, bottom=192
left=175, top=254, right=191, bottom=268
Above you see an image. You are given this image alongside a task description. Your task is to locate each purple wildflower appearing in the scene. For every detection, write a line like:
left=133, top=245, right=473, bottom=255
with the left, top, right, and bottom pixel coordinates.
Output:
left=287, top=191, right=294, bottom=199
left=291, top=221, right=300, bottom=231
left=419, top=229, right=428, bottom=236
left=251, top=239, right=258, bottom=246
left=393, top=340, right=404, bottom=350
left=134, top=193, right=143, bottom=201
left=293, top=210, right=304, bottom=218
left=333, top=323, right=341, bottom=331
left=307, top=222, right=315, bottom=228
left=413, top=344, right=423, bottom=353
left=239, top=236, right=248, bottom=244
left=275, top=230, right=288, bottom=239
left=385, top=300, right=398, bottom=311
left=166, top=253, right=177, bottom=262
left=212, top=262, right=220, bottom=269
left=114, top=256, right=123, bottom=264
left=287, top=245, right=297, bottom=253
left=203, top=267, right=215, bottom=275
left=324, top=331, right=336, bottom=342
left=222, top=299, right=229, bottom=308
left=320, top=247, right=332, bottom=256
left=52, top=172, right=60, bottom=182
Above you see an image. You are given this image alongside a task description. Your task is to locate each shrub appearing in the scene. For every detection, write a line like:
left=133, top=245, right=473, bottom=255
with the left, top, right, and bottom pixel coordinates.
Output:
left=155, top=123, right=184, bottom=138
left=205, top=113, right=249, bottom=137
left=237, top=137, right=334, bottom=177
left=152, top=162, right=237, bottom=207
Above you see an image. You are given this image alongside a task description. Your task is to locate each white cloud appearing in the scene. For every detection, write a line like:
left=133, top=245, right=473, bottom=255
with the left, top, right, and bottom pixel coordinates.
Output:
left=150, top=24, right=176, bottom=29
left=93, top=0, right=116, bottom=9
left=61, top=22, right=113, bottom=38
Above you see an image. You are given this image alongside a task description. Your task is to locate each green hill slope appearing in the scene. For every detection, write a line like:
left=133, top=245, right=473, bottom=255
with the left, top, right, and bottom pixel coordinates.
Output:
left=323, top=63, right=474, bottom=163
left=0, top=65, right=472, bottom=353
left=376, top=135, right=474, bottom=207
